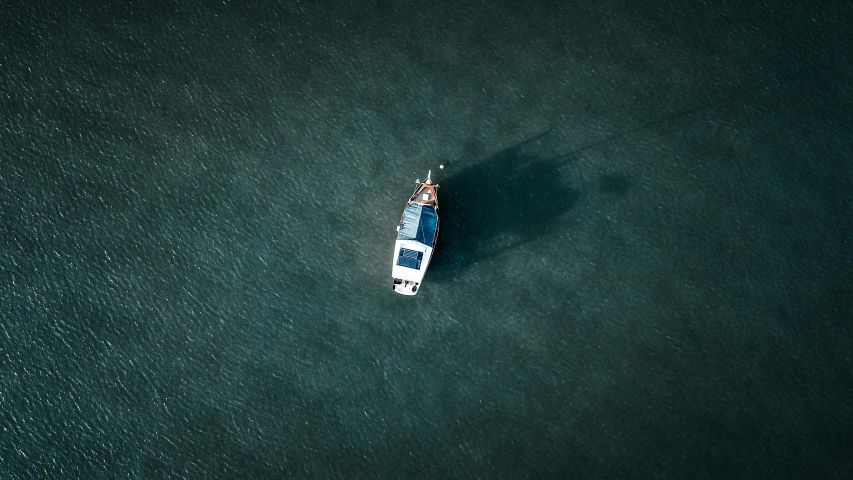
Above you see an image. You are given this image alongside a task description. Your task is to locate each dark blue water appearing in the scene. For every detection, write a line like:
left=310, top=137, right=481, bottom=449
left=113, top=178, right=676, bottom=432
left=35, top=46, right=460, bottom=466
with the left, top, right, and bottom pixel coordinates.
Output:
left=2, top=1, right=852, bottom=477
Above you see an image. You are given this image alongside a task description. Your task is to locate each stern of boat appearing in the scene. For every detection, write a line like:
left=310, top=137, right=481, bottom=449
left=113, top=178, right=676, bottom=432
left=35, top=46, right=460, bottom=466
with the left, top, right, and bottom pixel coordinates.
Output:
left=392, top=278, right=420, bottom=295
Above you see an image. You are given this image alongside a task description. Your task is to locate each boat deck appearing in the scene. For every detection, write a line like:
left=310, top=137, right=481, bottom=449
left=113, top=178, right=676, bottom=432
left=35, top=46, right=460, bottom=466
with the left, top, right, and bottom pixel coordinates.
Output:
left=412, top=184, right=438, bottom=208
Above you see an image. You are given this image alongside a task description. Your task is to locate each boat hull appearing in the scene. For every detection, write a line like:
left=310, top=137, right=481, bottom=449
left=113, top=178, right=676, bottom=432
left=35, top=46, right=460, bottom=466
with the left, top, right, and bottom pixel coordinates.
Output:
left=391, top=177, right=439, bottom=295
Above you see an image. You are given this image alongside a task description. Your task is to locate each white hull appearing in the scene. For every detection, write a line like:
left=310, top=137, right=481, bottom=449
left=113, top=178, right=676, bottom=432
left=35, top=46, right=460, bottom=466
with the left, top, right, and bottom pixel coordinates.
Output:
left=391, top=173, right=439, bottom=296
left=391, top=240, right=434, bottom=295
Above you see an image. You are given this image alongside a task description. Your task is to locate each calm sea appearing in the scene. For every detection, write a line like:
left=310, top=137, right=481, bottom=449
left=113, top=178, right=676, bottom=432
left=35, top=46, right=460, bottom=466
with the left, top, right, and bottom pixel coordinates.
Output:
left=2, top=1, right=852, bottom=478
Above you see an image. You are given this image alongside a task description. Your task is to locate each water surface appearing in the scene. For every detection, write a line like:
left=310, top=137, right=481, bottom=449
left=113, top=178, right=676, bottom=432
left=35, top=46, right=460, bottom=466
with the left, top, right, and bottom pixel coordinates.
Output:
left=2, top=1, right=852, bottom=477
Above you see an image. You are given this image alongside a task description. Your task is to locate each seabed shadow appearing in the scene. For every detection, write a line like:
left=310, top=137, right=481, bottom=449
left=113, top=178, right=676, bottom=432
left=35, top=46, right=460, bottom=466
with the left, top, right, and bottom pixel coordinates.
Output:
left=429, top=134, right=579, bottom=282
left=424, top=83, right=763, bottom=284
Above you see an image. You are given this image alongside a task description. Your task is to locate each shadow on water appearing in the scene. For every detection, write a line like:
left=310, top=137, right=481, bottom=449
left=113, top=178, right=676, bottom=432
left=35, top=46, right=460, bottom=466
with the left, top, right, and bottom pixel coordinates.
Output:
left=598, top=173, right=631, bottom=194
left=423, top=84, right=770, bottom=284
left=429, top=134, right=578, bottom=281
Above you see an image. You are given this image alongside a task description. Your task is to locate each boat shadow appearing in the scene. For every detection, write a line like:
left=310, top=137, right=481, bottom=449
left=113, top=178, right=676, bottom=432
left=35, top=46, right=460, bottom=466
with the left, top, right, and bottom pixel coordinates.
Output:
left=429, top=134, right=579, bottom=281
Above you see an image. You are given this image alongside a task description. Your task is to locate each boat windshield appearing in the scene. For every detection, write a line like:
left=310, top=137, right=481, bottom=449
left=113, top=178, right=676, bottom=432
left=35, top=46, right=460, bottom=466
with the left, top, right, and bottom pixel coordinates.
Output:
left=397, top=204, right=437, bottom=247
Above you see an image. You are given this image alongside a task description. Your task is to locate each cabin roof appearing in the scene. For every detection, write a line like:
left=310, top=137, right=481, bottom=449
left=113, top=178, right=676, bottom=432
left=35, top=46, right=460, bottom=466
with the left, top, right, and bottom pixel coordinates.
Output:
left=397, top=204, right=437, bottom=247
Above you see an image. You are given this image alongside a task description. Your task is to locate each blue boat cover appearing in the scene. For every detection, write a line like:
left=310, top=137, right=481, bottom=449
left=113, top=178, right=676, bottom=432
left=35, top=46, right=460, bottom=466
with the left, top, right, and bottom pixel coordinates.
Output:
left=397, top=204, right=438, bottom=247
left=396, top=248, right=423, bottom=269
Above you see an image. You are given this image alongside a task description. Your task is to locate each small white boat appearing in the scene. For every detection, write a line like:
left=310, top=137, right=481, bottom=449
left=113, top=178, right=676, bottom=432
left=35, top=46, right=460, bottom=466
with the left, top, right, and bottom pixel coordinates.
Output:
left=391, top=170, right=440, bottom=295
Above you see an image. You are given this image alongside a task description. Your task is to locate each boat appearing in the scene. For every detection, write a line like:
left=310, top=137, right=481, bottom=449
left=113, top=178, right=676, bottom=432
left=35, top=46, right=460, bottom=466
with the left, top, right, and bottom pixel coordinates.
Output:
left=391, top=170, right=440, bottom=295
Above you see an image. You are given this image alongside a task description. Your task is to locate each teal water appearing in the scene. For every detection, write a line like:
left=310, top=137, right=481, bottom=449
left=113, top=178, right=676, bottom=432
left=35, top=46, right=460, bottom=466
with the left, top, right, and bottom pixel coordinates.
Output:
left=2, top=1, right=852, bottom=478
